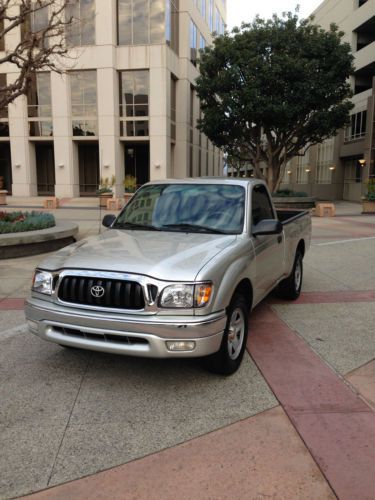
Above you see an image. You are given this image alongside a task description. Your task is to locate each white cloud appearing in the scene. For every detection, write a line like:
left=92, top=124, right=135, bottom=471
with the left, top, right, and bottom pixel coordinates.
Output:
left=227, top=0, right=324, bottom=29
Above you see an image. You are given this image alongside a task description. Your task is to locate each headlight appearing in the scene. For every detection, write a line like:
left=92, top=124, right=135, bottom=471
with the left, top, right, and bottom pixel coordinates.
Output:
left=160, top=283, right=213, bottom=309
left=32, top=270, right=53, bottom=295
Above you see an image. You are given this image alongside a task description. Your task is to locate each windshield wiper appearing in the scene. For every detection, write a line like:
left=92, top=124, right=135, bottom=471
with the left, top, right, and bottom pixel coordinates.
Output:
left=161, top=223, right=229, bottom=234
left=113, top=222, right=162, bottom=231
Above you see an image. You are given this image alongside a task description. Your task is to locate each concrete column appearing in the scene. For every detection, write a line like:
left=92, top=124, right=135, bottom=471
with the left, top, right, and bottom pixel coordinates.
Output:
left=174, top=78, right=190, bottom=177
left=8, top=90, right=37, bottom=196
left=51, top=72, right=79, bottom=197
left=97, top=68, right=122, bottom=195
left=149, top=65, right=169, bottom=180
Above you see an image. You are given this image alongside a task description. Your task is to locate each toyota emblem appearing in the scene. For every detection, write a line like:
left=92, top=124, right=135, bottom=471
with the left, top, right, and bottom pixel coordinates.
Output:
left=91, top=285, right=105, bottom=298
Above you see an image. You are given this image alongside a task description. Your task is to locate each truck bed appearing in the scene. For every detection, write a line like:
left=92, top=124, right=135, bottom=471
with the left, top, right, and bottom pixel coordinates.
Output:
left=276, top=209, right=309, bottom=225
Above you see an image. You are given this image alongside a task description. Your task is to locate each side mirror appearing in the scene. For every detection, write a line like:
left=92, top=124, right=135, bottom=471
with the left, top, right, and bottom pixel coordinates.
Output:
left=253, top=219, right=283, bottom=236
left=102, top=214, right=116, bottom=228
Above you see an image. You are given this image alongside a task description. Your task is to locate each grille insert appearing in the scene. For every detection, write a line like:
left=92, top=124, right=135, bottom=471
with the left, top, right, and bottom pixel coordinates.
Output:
left=55, top=326, right=149, bottom=345
left=58, top=276, right=145, bottom=310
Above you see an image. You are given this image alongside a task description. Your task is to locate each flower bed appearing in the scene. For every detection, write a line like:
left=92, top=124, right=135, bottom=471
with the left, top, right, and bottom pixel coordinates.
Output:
left=0, top=211, right=55, bottom=234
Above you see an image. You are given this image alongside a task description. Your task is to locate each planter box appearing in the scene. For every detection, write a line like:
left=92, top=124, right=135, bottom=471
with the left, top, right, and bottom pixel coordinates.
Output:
left=272, top=197, right=316, bottom=210
left=362, top=200, right=375, bottom=214
left=0, top=190, right=8, bottom=206
left=43, top=197, right=59, bottom=209
left=124, top=193, right=134, bottom=205
left=99, top=193, right=113, bottom=207
left=106, top=197, right=123, bottom=210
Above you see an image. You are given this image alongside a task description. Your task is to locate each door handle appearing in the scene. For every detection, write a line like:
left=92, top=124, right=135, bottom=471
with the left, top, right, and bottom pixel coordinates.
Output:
left=277, top=235, right=282, bottom=244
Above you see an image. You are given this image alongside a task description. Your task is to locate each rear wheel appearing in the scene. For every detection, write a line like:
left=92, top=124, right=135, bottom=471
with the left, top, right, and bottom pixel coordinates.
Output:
left=205, top=293, right=249, bottom=376
left=277, top=251, right=303, bottom=300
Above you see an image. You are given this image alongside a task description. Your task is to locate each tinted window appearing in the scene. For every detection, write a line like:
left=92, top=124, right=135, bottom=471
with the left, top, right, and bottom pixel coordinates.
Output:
left=251, top=184, right=274, bottom=226
left=115, top=184, right=245, bottom=234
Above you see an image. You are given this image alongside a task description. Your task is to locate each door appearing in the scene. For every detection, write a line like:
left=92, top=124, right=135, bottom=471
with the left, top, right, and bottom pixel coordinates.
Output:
left=79, top=143, right=99, bottom=196
left=35, top=143, right=55, bottom=196
left=124, top=142, right=150, bottom=187
left=0, top=143, right=12, bottom=194
left=251, top=184, right=285, bottom=295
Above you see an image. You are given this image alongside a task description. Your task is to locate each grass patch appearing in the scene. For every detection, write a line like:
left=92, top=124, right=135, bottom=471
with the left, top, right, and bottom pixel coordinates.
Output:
left=0, top=211, right=55, bottom=234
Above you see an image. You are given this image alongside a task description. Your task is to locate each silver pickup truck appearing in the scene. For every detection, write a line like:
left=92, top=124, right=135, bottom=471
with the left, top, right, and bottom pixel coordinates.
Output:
left=26, top=179, right=311, bottom=375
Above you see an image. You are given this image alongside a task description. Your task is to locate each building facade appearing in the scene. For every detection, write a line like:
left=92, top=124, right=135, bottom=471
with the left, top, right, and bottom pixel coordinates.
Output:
left=0, top=0, right=226, bottom=197
left=280, top=0, right=375, bottom=201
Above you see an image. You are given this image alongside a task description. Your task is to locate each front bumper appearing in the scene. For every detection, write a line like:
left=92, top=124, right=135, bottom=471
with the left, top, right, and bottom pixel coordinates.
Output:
left=25, top=297, right=226, bottom=358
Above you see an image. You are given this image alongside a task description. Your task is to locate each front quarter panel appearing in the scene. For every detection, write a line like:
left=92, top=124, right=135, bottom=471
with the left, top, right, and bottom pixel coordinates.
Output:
left=195, top=237, right=256, bottom=314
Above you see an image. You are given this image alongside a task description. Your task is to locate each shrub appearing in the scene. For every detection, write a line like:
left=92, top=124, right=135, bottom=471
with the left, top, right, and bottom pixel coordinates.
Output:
left=0, top=211, right=55, bottom=234
left=273, top=189, right=308, bottom=198
left=364, top=179, right=375, bottom=201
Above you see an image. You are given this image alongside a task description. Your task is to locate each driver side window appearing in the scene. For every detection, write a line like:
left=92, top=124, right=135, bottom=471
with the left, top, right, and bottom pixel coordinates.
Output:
left=251, top=184, right=274, bottom=226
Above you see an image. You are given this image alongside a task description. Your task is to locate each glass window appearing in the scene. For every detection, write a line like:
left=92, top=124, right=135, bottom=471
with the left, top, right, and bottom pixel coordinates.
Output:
left=133, top=0, right=149, bottom=44
left=316, top=137, right=334, bottom=184
left=345, top=111, right=367, bottom=141
left=114, top=183, right=246, bottom=234
left=21, top=3, right=49, bottom=48
left=296, top=152, right=310, bottom=184
left=165, top=0, right=179, bottom=52
left=190, top=20, right=197, bottom=64
left=120, top=70, right=149, bottom=137
left=151, top=0, right=165, bottom=43
left=209, top=0, right=213, bottom=31
left=118, top=0, right=175, bottom=48
left=344, top=158, right=362, bottom=184
left=215, top=6, right=220, bottom=33
left=70, top=70, right=97, bottom=136
left=66, top=0, right=96, bottom=46
left=251, top=184, right=274, bottom=226
left=0, top=18, right=5, bottom=51
left=171, top=76, right=177, bottom=140
left=27, top=73, right=53, bottom=136
left=0, top=74, right=8, bottom=136
left=0, top=74, right=7, bottom=118
left=199, top=34, right=206, bottom=50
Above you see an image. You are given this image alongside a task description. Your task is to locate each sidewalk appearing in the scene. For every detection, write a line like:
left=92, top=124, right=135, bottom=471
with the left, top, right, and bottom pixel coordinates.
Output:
left=0, top=203, right=374, bottom=500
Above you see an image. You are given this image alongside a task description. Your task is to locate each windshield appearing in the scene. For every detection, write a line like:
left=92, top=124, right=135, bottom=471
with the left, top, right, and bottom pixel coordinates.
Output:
left=113, top=184, right=245, bottom=234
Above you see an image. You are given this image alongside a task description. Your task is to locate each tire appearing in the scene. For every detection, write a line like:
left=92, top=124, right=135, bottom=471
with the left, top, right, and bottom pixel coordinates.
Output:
left=277, top=251, right=303, bottom=300
left=204, top=293, right=249, bottom=376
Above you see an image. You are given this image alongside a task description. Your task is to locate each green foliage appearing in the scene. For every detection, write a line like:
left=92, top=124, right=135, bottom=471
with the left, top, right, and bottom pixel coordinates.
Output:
left=273, top=189, right=308, bottom=197
left=124, top=175, right=137, bottom=193
left=196, top=12, right=354, bottom=192
left=365, top=179, right=375, bottom=201
left=97, top=176, right=115, bottom=195
left=0, top=211, right=55, bottom=234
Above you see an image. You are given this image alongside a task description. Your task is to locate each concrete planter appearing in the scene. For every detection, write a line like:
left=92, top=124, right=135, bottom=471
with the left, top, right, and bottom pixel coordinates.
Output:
left=99, top=193, right=113, bottom=207
left=362, top=200, right=375, bottom=214
left=0, top=190, right=8, bottom=206
left=123, top=193, right=134, bottom=205
left=272, top=196, right=316, bottom=210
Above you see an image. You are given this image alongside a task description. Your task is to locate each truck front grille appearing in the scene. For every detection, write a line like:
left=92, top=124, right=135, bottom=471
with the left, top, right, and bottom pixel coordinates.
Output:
left=58, top=276, right=145, bottom=310
left=54, top=326, right=149, bottom=345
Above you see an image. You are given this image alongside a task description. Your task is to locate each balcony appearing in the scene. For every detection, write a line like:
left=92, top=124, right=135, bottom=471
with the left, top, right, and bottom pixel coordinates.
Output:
left=355, top=16, right=375, bottom=51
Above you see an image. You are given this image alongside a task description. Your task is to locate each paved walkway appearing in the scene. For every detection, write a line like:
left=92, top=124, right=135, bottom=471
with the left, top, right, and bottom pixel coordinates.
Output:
left=0, top=201, right=374, bottom=499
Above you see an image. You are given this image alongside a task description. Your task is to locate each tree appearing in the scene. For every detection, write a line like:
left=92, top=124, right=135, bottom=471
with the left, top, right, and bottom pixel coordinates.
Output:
left=196, top=12, right=355, bottom=192
left=0, top=0, right=74, bottom=110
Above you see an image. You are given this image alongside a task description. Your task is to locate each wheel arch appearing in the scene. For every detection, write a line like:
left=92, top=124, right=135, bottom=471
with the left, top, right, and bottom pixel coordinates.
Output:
left=297, top=239, right=305, bottom=258
left=229, top=278, right=253, bottom=313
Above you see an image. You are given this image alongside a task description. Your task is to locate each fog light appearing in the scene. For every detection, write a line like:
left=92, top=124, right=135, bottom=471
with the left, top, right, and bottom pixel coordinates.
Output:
left=166, top=341, right=196, bottom=352
left=27, top=320, right=39, bottom=333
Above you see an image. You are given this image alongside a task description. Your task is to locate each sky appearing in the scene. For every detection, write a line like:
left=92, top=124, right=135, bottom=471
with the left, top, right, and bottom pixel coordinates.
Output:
left=227, top=0, right=324, bottom=29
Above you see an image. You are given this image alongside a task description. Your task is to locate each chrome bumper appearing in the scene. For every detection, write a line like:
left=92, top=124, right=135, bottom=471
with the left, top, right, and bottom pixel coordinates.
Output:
left=25, top=297, right=226, bottom=358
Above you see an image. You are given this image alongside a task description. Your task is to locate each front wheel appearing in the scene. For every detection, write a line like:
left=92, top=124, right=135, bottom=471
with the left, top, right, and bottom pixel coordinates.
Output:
left=277, top=251, right=303, bottom=300
left=204, top=294, right=249, bottom=376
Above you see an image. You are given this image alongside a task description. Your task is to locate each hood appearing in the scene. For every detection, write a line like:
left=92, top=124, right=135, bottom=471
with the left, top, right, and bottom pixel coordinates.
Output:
left=39, top=229, right=237, bottom=281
